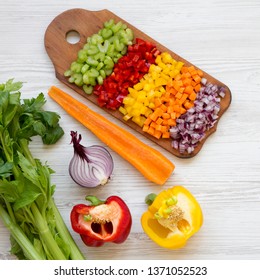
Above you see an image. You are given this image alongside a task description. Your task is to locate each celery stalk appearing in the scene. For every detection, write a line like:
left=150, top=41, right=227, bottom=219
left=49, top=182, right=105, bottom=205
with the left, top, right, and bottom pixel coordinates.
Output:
left=0, top=79, right=85, bottom=260
left=49, top=198, right=85, bottom=260
left=0, top=204, right=44, bottom=260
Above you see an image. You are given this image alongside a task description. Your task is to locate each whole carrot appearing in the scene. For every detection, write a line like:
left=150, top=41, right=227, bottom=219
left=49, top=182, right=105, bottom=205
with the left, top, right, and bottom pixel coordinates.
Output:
left=48, top=86, right=175, bottom=185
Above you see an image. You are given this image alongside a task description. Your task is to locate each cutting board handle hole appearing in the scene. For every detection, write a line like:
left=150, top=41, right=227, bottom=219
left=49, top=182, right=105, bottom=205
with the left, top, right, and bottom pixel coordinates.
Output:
left=66, top=30, right=80, bottom=44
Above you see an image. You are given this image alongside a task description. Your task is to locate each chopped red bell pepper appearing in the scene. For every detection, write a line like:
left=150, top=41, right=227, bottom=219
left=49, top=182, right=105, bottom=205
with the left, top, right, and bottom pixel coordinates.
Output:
left=93, top=38, right=160, bottom=110
left=70, top=195, right=132, bottom=247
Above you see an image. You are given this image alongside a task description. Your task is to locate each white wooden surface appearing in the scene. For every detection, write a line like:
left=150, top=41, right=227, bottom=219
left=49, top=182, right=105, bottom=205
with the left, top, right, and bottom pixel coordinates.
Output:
left=0, top=0, right=260, bottom=260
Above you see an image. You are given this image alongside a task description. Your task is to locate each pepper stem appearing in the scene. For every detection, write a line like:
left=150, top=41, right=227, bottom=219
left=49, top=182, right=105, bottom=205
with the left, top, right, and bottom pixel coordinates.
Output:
left=145, top=193, right=157, bottom=206
left=85, top=195, right=105, bottom=206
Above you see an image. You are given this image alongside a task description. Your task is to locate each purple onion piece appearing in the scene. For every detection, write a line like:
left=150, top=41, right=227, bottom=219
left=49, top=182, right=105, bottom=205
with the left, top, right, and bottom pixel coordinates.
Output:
left=69, top=131, right=114, bottom=188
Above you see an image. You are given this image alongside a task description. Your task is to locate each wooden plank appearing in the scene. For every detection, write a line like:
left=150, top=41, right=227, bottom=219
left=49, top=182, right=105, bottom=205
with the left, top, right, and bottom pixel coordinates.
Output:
left=44, top=8, right=232, bottom=158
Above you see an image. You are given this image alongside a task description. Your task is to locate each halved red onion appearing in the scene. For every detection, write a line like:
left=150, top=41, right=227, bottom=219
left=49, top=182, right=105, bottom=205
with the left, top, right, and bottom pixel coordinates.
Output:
left=170, top=81, right=225, bottom=154
left=69, top=131, right=114, bottom=188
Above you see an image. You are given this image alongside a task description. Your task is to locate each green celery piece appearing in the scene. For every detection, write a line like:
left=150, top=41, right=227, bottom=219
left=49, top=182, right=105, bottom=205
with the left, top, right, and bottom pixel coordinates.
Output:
left=83, top=85, right=93, bottom=95
left=87, top=45, right=99, bottom=56
left=97, top=75, right=104, bottom=85
left=104, top=56, right=114, bottom=69
left=106, top=44, right=115, bottom=57
left=68, top=76, right=75, bottom=83
left=104, top=19, right=115, bottom=29
left=86, top=57, right=99, bottom=67
left=101, top=28, right=113, bottom=39
left=126, top=28, right=134, bottom=41
left=89, top=77, right=97, bottom=86
left=83, top=73, right=90, bottom=84
left=97, top=40, right=109, bottom=53
left=64, top=69, right=71, bottom=77
left=111, top=21, right=123, bottom=33
left=114, top=38, right=124, bottom=52
left=91, top=34, right=104, bottom=45
left=77, top=50, right=87, bottom=63
left=0, top=204, right=45, bottom=260
left=121, top=45, right=128, bottom=55
left=105, top=68, right=113, bottom=76
left=94, top=52, right=106, bottom=62
left=99, top=69, right=106, bottom=79
left=88, top=68, right=99, bottom=78
left=81, top=64, right=90, bottom=74
left=73, top=73, right=83, bottom=86
left=30, top=203, right=67, bottom=260
left=83, top=72, right=97, bottom=86
left=49, top=198, right=85, bottom=260
left=70, top=61, right=82, bottom=73
left=96, top=62, right=104, bottom=71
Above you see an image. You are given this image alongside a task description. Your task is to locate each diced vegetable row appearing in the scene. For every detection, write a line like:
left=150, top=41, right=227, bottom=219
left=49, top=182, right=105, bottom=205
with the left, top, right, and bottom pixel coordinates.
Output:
left=65, top=19, right=225, bottom=154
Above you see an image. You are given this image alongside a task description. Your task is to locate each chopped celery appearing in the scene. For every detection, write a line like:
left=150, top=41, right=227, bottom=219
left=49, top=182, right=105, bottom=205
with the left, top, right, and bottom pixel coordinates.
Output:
left=97, top=40, right=109, bottom=53
left=104, top=56, right=114, bottom=69
left=83, top=85, right=93, bottom=94
left=70, top=62, right=82, bottom=73
left=100, top=69, right=106, bottom=79
left=107, top=44, right=115, bottom=57
left=114, top=38, right=124, bottom=52
left=77, top=50, right=87, bottom=62
left=81, top=64, right=90, bottom=74
left=64, top=70, right=72, bottom=77
left=101, top=28, right=113, bottom=39
left=105, top=68, right=113, bottom=76
left=68, top=76, right=75, bottom=83
left=111, top=21, right=123, bottom=33
left=86, top=57, right=99, bottom=66
left=91, top=34, right=104, bottom=45
left=88, top=68, right=99, bottom=78
left=104, top=19, right=114, bottom=29
left=97, top=75, right=104, bottom=85
left=94, top=52, right=106, bottom=61
left=64, top=19, right=134, bottom=92
left=87, top=45, right=99, bottom=55
left=96, top=62, right=104, bottom=71
left=73, top=73, right=83, bottom=86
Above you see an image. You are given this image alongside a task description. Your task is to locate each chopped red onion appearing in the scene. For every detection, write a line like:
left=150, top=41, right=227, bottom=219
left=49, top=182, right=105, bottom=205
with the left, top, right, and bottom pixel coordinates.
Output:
left=170, top=81, right=225, bottom=154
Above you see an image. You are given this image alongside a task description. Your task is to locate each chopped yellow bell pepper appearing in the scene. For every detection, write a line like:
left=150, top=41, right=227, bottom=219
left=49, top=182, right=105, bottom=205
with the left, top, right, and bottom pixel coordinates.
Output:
left=141, top=186, right=203, bottom=249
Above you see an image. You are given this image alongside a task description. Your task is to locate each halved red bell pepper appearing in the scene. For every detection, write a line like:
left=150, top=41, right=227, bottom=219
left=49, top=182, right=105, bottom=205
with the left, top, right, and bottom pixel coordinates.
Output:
left=70, top=195, right=132, bottom=247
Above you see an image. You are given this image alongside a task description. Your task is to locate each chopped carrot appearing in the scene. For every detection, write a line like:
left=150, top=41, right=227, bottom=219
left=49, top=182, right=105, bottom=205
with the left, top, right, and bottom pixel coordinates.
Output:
left=154, top=130, right=162, bottom=139
left=195, top=83, right=201, bottom=92
left=156, top=117, right=163, bottom=125
left=162, top=132, right=170, bottom=138
left=197, top=69, right=203, bottom=77
left=189, top=92, right=197, bottom=101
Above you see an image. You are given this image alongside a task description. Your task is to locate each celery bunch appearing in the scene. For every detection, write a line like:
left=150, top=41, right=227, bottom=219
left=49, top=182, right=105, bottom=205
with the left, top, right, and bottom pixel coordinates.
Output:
left=0, top=79, right=85, bottom=260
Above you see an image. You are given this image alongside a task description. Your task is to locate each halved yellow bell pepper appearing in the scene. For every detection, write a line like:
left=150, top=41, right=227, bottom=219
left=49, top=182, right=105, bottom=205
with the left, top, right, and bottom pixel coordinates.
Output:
left=141, top=186, right=203, bottom=249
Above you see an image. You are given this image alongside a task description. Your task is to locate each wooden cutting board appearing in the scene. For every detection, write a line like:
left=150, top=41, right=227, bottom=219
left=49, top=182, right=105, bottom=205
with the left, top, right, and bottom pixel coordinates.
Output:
left=44, top=8, right=232, bottom=158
